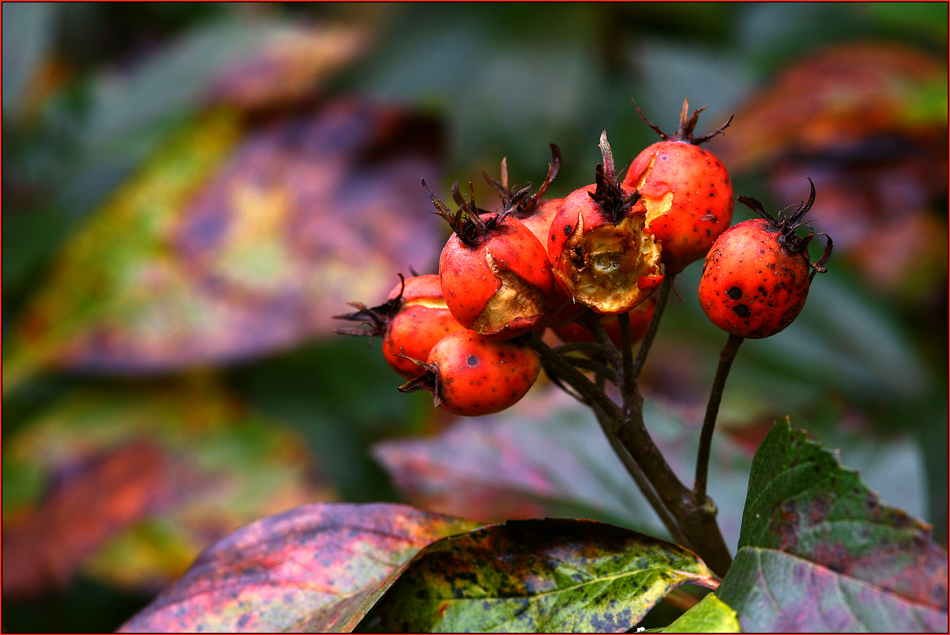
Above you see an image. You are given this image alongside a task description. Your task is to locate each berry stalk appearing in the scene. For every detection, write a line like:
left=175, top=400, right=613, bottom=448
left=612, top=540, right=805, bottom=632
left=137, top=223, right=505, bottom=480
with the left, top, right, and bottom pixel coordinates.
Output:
left=585, top=318, right=623, bottom=375
left=525, top=331, right=621, bottom=420
left=632, top=272, right=675, bottom=379
left=693, top=332, right=744, bottom=506
left=530, top=320, right=734, bottom=576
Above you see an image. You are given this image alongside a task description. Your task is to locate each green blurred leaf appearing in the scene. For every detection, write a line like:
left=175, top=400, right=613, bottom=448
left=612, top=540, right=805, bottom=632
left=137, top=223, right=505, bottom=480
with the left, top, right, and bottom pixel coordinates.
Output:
left=2, top=3, right=56, bottom=119
left=119, top=503, right=479, bottom=633
left=865, top=3, right=950, bottom=44
left=234, top=337, right=433, bottom=504
left=376, top=518, right=720, bottom=633
left=677, top=266, right=931, bottom=407
left=2, top=380, right=334, bottom=596
left=353, top=3, right=612, bottom=189
left=716, top=419, right=948, bottom=631
left=56, top=19, right=369, bottom=216
left=2, top=205, right=73, bottom=301
left=659, top=594, right=739, bottom=633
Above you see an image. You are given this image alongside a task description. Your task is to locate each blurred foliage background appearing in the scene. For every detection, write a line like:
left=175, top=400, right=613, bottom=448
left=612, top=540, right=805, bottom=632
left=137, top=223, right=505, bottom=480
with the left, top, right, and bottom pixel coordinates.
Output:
left=2, top=3, right=947, bottom=632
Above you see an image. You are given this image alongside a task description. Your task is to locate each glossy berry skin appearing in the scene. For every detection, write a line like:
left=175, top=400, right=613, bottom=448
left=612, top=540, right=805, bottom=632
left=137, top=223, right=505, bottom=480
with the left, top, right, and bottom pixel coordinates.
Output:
left=623, top=141, right=733, bottom=274
left=440, top=215, right=554, bottom=339
left=381, top=275, right=465, bottom=379
left=515, top=197, right=563, bottom=253
left=399, top=329, right=541, bottom=417
left=553, top=293, right=657, bottom=348
left=507, top=197, right=586, bottom=328
left=549, top=184, right=663, bottom=315
left=698, top=219, right=811, bottom=339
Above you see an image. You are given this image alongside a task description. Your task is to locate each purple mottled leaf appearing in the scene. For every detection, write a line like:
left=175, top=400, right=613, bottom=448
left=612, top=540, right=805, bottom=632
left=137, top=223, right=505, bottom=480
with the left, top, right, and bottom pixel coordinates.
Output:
left=716, top=419, right=948, bottom=632
left=5, top=98, right=443, bottom=386
left=120, top=503, right=478, bottom=633
left=718, top=548, right=948, bottom=632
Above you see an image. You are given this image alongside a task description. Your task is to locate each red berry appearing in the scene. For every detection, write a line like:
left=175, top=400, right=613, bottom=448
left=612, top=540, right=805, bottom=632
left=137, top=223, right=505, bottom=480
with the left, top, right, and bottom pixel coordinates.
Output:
left=427, top=180, right=555, bottom=339
left=334, top=274, right=465, bottom=379
left=517, top=197, right=564, bottom=252
left=398, top=329, right=541, bottom=417
left=548, top=133, right=663, bottom=315
left=480, top=146, right=583, bottom=328
left=381, top=276, right=465, bottom=378
left=623, top=99, right=734, bottom=274
left=698, top=180, right=832, bottom=339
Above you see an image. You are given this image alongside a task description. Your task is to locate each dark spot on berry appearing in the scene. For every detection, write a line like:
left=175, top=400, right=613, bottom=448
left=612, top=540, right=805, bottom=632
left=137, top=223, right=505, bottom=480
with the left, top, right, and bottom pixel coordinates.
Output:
left=727, top=287, right=742, bottom=300
left=733, top=304, right=751, bottom=318
left=466, top=355, right=478, bottom=367
left=564, top=225, right=573, bottom=236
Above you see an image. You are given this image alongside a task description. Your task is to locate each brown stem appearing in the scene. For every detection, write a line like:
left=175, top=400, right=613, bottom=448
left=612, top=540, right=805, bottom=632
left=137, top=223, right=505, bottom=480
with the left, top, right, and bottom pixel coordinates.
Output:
left=528, top=329, right=734, bottom=577
left=618, top=290, right=734, bottom=576
left=617, top=311, right=636, bottom=411
left=613, top=401, right=733, bottom=575
left=564, top=356, right=618, bottom=385
left=586, top=319, right=623, bottom=373
left=525, top=332, right=621, bottom=420
left=694, top=332, right=744, bottom=506
left=553, top=342, right=607, bottom=356
left=632, top=273, right=675, bottom=379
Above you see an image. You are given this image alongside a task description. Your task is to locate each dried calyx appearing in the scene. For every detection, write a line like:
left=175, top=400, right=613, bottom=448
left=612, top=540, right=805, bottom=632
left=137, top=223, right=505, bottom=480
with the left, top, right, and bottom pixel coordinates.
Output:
left=588, top=131, right=640, bottom=225
left=633, top=97, right=733, bottom=146
left=396, top=362, right=443, bottom=404
left=483, top=143, right=562, bottom=219
left=423, top=178, right=528, bottom=248
left=738, top=177, right=834, bottom=277
left=332, top=273, right=406, bottom=336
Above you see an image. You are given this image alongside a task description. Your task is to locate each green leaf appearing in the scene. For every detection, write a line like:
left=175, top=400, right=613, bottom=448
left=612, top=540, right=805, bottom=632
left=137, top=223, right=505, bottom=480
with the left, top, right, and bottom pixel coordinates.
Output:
left=716, top=419, right=949, bottom=632
left=375, top=518, right=720, bottom=633
left=718, top=548, right=948, bottom=632
left=659, top=594, right=739, bottom=633
left=119, top=503, right=478, bottom=633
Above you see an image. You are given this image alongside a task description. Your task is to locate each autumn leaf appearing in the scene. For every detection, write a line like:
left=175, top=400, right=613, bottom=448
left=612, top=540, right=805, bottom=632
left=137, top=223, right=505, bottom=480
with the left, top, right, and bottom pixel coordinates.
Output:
left=119, top=503, right=479, bottom=633
left=2, top=380, right=334, bottom=596
left=3, top=442, right=167, bottom=599
left=714, top=43, right=948, bottom=299
left=4, top=98, right=444, bottom=391
left=375, top=518, right=720, bottom=633
left=715, top=43, right=947, bottom=172
left=715, top=419, right=949, bottom=632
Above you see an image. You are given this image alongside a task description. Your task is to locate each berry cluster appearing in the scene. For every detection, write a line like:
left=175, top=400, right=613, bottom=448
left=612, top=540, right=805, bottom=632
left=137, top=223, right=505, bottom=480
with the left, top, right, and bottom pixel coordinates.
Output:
left=335, top=99, right=831, bottom=416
